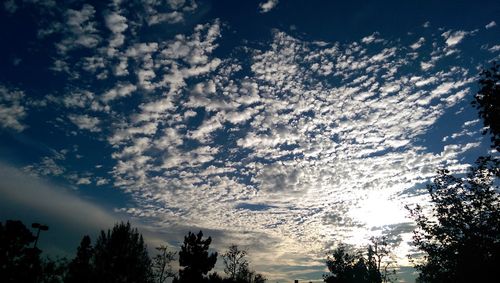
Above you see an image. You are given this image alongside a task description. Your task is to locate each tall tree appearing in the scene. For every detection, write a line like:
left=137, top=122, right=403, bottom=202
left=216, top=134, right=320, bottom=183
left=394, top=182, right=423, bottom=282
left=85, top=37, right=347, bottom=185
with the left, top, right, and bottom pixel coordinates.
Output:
left=0, top=220, right=41, bottom=283
left=152, top=245, right=176, bottom=283
left=222, top=244, right=248, bottom=280
left=92, top=222, right=153, bottom=283
left=472, top=61, right=500, bottom=152
left=406, top=156, right=500, bottom=282
left=178, top=231, right=217, bottom=283
left=66, top=235, right=93, bottom=283
left=368, top=237, right=396, bottom=283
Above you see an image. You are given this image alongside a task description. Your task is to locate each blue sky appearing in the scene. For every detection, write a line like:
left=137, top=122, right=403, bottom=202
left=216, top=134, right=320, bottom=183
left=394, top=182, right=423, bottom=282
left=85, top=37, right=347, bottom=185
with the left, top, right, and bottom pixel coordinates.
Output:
left=0, top=0, right=499, bottom=282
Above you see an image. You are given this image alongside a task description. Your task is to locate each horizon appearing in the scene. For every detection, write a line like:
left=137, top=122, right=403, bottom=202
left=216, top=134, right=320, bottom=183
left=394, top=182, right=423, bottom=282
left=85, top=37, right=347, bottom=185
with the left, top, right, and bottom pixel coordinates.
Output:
left=1, top=0, right=499, bottom=282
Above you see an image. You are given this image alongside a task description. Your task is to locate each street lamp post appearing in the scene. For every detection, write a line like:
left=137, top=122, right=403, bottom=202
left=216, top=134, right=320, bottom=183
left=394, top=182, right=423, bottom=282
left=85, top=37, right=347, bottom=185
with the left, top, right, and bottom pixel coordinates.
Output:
left=31, top=223, right=49, bottom=283
left=31, top=222, right=49, bottom=249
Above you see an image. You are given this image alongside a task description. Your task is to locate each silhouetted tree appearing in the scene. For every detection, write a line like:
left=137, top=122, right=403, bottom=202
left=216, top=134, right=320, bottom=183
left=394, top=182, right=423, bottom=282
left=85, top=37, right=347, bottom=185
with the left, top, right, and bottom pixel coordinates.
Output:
left=66, top=235, right=93, bottom=283
left=207, top=272, right=224, bottom=283
left=222, top=244, right=248, bottom=280
left=252, top=273, right=266, bottom=283
left=178, top=231, right=217, bottom=283
left=472, top=61, right=500, bottom=152
left=92, top=222, right=153, bottom=283
left=324, top=243, right=382, bottom=283
left=152, top=245, right=176, bottom=283
left=368, top=237, right=396, bottom=283
left=406, top=156, right=500, bottom=282
left=38, top=257, right=68, bottom=283
left=234, top=265, right=267, bottom=283
left=0, top=220, right=41, bottom=282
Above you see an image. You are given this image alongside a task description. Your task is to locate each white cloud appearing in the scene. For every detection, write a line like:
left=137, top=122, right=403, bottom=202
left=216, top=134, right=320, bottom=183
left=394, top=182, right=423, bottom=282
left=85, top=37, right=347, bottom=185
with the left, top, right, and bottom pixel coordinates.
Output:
left=485, top=21, right=496, bottom=29
left=380, top=83, right=400, bottom=94
left=410, top=37, right=425, bottom=50
left=82, top=56, right=106, bottom=73
left=187, top=113, right=224, bottom=143
left=23, top=156, right=65, bottom=177
left=3, top=0, right=17, bottom=13
left=0, top=85, right=27, bottom=132
left=96, top=177, right=110, bottom=186
left=168, top=0, right=186, bottom=10
left=105, top=11, right=128, bottom=48
left=68, top=114, right=101, bottom=132
left=420, top=61, right=434, bottom=71
left=147, top=11, right=184, bottom=25
left=143, top=0, right=198, bottom=25
left=361, top=33, right=377, bottom=44
left=102, top=83, right=137, bottom=102
left=58, top=4, right=101, bottom=53
left=441, top=30, right=467, bottom=47
left=487, top=45, right=500, bottom=53
left=76, top=177, right=92, bottom=185
left=105, top=12, right=128, bottom=34
left=259, top=0, right=279, bottom=13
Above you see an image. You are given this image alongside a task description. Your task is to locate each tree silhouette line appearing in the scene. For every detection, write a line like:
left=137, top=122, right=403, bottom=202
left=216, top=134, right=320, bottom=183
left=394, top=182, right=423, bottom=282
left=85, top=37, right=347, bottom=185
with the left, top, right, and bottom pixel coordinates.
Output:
left=1, top=63, right=499, bottom=283
left=323, top=236, right=397, bottom=283
left=0, top=221, right=266, bottom=283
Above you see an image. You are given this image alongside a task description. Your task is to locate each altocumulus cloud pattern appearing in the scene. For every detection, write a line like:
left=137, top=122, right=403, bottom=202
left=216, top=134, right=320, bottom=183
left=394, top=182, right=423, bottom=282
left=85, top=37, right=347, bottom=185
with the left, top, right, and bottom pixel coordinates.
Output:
left=0, top=0, right=499, bottom=281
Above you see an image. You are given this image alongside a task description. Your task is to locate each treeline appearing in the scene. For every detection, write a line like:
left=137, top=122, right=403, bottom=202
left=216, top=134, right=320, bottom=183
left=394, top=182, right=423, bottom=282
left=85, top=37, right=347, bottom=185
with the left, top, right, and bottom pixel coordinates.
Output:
left=0, top=221, right=266, bottom=283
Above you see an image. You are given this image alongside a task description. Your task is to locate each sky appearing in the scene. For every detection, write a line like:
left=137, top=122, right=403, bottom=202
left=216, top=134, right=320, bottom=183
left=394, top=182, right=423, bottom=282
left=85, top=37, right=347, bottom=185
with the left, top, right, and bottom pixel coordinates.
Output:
left=0, top=0, right=499, bottom=282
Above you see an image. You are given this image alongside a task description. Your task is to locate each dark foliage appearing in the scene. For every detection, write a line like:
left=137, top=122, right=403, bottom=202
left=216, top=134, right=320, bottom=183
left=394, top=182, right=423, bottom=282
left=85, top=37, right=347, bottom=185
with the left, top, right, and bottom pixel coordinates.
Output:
left=207, top=272, right=224, bottom=283
left=178, top=231, right=217, bottom=283
left=221, top=244, right=266, bottom=283
left=38, top=257, right=68, bottom=283
left=230, top=265, right=266, bottom=283
left=152, top=245, right=176, bottom=283
left=66, top=235, right=93, bottom=283
left=92, top=222, right=153, bottom=283
left=406, top=156, right=500, bottom=283
left=0, top=220, right=41, bottom=282
left=324, top=243, right=382, bottom=283
left=472, top=61, right=500, bottom=152
left=368, top=237, right=396, bottom=283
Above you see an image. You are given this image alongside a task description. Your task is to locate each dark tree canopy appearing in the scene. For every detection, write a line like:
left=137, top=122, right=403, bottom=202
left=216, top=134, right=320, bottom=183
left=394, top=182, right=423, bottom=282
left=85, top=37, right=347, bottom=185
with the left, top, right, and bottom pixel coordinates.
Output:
left=406, top=156, right=500, bottom=283
left=472, top=61, right=500, bottom=152
left=232, top=265, right=267, bottom=283
left=92, top=222, right=153, bottom=283
left=66, top=235, right=93, bottom=283
left=324, top=243, right=382, bottom=283
left=0, top=220, right=41, bottom=283
left=178, top=231, right=217, bottom=283
left=368, top=237, right=396, bottom=283
left=38, top=257, right=68, bottom=283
